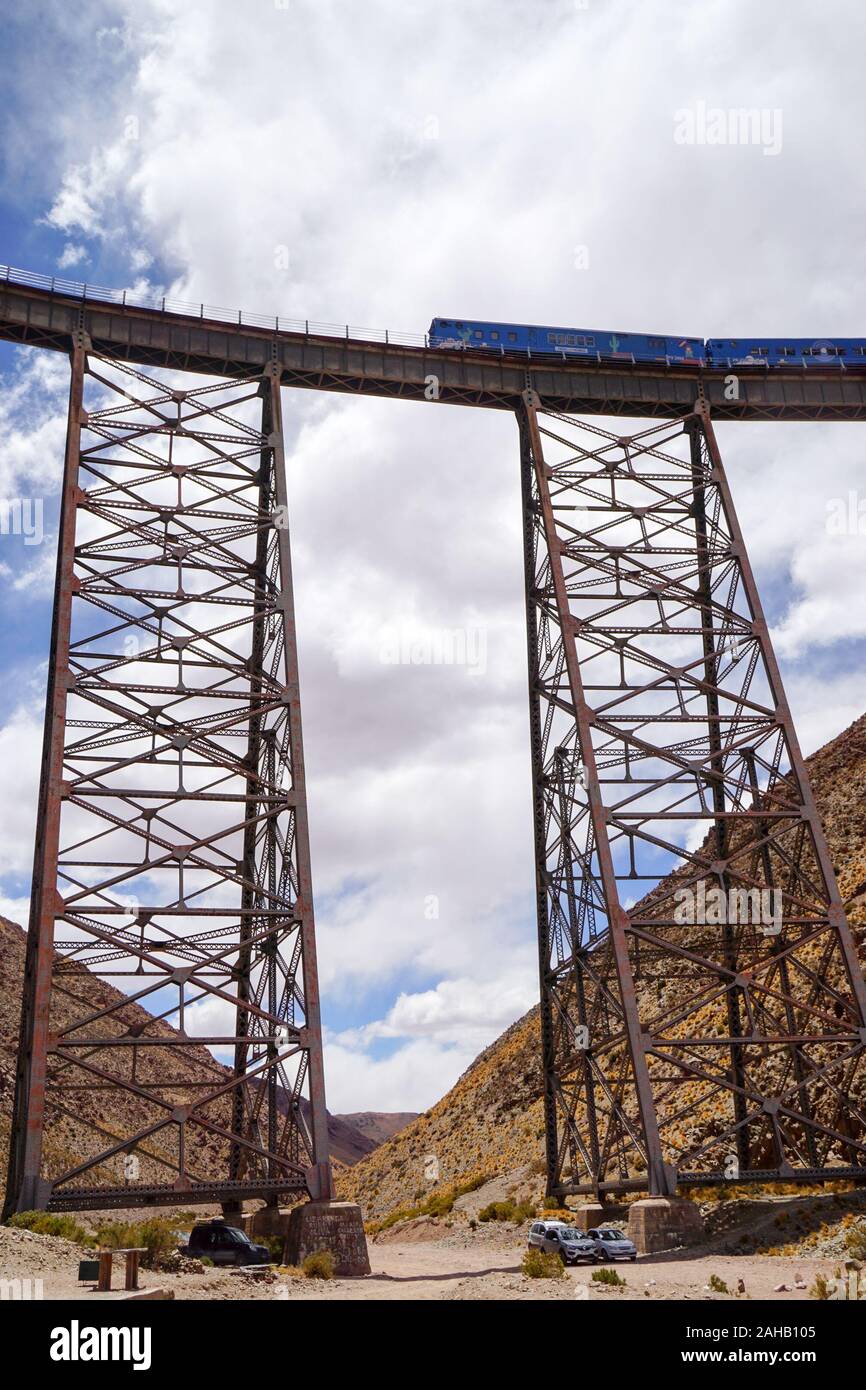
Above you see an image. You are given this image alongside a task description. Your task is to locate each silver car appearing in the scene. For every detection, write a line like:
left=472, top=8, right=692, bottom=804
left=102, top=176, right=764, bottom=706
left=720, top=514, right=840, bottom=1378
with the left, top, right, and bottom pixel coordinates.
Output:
left=527, top=1221, right=598, bottom=1265
left=586, top=1226, right=638, bottom=1262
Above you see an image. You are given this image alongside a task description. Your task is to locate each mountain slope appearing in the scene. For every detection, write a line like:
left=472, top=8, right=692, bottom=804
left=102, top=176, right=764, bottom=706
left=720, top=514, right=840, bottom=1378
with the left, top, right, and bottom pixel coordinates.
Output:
left=333, top=1112, right=418, bottom=1155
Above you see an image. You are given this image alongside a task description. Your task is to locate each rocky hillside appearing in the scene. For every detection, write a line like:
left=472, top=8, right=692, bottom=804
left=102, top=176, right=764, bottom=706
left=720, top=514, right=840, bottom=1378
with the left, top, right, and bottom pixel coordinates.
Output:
left=339, top=713, right=866, bottom=1219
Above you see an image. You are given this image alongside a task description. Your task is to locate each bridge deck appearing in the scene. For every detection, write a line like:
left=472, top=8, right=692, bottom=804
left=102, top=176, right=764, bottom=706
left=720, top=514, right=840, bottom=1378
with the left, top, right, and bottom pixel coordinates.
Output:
left=2, top=271, right=866, bottom=419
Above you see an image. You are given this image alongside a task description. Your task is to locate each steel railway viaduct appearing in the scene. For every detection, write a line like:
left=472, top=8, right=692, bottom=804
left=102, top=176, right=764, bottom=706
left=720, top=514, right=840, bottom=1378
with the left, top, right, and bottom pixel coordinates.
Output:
left=2, top=267, right=866, bottom=1261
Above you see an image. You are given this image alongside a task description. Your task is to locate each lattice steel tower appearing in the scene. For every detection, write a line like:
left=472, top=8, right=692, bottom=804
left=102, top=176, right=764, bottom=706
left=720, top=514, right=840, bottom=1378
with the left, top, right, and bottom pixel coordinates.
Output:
left=521, top=392, right=866, bottom=1198
left=5, top=336, right=333, bottom=1214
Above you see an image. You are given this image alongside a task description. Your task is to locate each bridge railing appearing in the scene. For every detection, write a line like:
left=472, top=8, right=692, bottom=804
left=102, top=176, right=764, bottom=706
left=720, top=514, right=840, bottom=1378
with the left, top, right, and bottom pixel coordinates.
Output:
left=0, top=261, right=431, bottom=350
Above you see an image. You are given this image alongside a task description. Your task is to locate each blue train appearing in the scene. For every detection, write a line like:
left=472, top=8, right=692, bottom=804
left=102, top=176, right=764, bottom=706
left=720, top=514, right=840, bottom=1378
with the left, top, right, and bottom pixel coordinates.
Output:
left=705, top=337, right=866, bottom=367
left=428, top=317, right=705, bottom=364
left=428, top=318, right=866, bottom=369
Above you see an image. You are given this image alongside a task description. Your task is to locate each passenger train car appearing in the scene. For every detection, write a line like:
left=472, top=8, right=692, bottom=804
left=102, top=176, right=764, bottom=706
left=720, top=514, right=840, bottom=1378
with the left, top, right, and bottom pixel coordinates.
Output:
left=428, top=318, right=866, bottom=369
left=428, top=318, right=705, bottom=365
left=704, top=338, right=866, bottom=367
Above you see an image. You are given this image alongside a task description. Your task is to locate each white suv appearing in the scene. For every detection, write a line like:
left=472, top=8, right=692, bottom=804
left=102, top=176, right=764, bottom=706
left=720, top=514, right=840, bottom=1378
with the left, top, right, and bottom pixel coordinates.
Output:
left=527, top=1221, right=598, bottom=1265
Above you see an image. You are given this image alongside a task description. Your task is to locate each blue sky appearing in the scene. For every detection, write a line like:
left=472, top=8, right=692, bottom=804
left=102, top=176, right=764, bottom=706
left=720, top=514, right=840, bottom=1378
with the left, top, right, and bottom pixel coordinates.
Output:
left=2, top=0, right=866, bottom=1111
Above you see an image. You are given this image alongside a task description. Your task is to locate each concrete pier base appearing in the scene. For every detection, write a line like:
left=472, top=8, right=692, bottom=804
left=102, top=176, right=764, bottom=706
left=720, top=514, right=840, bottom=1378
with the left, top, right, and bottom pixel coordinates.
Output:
left=574, top=1203, right=607, bottom=1230
left=284, top=1201, right=371, bottom=1275
left=244, top=1205, right=289, bottom=1241
left=627, top=1197, right=705, bottom=1253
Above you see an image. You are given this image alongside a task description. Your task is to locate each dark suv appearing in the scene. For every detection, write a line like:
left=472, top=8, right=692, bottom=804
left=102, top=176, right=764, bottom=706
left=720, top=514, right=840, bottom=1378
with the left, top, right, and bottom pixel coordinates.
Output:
left=182, top=1220, right=270, bottom=1267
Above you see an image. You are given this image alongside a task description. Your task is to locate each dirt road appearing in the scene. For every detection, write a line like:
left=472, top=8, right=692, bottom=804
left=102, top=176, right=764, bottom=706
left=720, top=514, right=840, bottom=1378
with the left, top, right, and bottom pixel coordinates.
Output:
left=0, top=1222, right=850, bottom=1301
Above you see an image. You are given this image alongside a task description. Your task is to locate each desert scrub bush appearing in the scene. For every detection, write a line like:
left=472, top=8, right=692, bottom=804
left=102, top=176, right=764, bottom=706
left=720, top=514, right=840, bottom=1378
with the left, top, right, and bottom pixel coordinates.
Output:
left=424, top=1190, right=457, bottom=1218
left=367, top=1204, right=421, bottom=1234
left=456, top=1173, right=492, bottom=1196
left=845, top=1222, right=866, bottom=1260
left=809, top=1272, right=833, bottom=1300
left=303, top=1250, right=335, bottom=1280
left=6, top=1211, right=93, bottom=1246
left=591, top=1267, right=626, bottom=1287
left=478, top=1198, right=536, bottom=1224
left=708, top=1274, right=729, bottom=1294
left=522, top=1248, right=566, bottom=1279
left=94, top=1217, right=177, bottom=1269
left=365, top=1173, right=493, bottom=1235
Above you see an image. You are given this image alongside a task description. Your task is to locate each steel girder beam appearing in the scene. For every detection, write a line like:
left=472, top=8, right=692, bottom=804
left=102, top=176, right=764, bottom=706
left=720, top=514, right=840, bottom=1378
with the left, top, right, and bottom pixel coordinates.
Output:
left=520, top=392, right=866, bottom=1198
left=5, top=276, right=866, bottom=419
left=3, top=339, right=333, bottom=1216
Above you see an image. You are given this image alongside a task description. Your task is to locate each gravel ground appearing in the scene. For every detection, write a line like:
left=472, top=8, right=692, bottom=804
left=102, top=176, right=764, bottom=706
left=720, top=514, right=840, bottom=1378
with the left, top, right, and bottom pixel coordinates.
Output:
left=0, top=1222, right=856, bottom=1302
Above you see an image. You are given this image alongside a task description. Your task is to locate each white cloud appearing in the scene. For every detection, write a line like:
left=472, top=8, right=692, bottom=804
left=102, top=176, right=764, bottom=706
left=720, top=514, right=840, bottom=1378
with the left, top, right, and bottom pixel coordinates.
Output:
left=348, top=972, right=537, bottom=1049
left=0, top=351, right=70, bottom=499
left=11, top=543, right=56, bottom=595
left=785, top=668, right=866, bottom=759
left=0, top=894, right=30, bottom=927
left=0, top=704, right=43, bottom=877
left=5, top=0, right=866, bottom=1112
left=57, top=242, right=88, bottom=270
left=324, top=1035, right=478, bottom=1114
left=43, top=142, right=133, bottom=238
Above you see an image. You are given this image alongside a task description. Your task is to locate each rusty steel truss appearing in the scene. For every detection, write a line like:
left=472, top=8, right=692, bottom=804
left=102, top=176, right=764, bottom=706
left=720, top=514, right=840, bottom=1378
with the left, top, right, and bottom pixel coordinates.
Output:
left=5, top=318, right=866, bottom=1219
left=520, top=392, right=866, bottom=1197
left=4, top=333, right=333, bottom=1214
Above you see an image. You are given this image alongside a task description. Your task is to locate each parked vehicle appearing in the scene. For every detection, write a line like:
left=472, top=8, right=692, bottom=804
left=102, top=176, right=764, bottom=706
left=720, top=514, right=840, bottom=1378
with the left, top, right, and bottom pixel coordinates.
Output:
left=527, top=1220, right=599, bottom=1265
left=180, top=1219, right=270, bottom=1267
left=585, top=1227, right=638, bottom=1262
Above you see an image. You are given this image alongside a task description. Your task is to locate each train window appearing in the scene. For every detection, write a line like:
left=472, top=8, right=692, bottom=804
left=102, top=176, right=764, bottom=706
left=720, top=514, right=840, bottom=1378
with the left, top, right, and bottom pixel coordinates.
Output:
left=490, top=329, right=500, bottom=341
left=647, top=337, right=665, bottom=349
left=857, top=347, right=866, bottom=356
left=750, top=346, right=769, bottom=356
left=456, top=322, right=463, bottom=329
left=507, top=332, right=517, bottom=342
left=473, top=330, right=483, bottom=339
left=779, top=347, right=795, bottom=356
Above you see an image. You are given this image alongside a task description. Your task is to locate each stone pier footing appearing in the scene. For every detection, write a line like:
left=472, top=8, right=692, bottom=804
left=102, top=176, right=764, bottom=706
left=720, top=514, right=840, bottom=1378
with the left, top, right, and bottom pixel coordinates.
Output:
left=627, top=1197, right=705, bottom=1253
left=283, top=1201, right=371, bottom=1275
left=573, top=1203, right=607, bottom=1230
